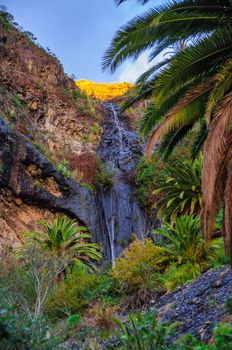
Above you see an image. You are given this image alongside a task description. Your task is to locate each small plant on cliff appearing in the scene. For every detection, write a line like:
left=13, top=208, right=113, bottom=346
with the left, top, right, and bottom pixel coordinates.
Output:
left=95, top=159, right=114, bottom=191
left=22, top=216, right=102, bottom=269
left=57, top=159, right=70, bottom=177
left=135, top=155, right=157, bottom=207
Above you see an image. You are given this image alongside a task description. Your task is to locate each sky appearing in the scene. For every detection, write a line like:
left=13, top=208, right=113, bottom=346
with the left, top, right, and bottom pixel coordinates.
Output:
left=1, top=0, right=163, bottom=83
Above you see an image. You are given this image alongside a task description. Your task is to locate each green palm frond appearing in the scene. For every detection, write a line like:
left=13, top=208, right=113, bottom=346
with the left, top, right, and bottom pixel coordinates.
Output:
left=153, top=155, right=202, bottom=222
left=154, top=215, right=205, bottom=265
left=20, top=216, right=102, bottom=268
left=159, top=123, right=194, bottom=160
left=154, top=28, right=232, bottom=105
left=138, top=79, right=200, bottom=136
left=104, top=1, right=230, bottom=73
left=191, top=119, right=208, bottom=159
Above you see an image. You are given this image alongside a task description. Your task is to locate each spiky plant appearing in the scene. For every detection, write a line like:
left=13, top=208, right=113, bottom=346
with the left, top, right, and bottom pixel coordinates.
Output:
left=153, top=154, right=202, bottom=222
left=23, top=216, right=102, bottom=268
left=104, top=0, right=232, bottom=259
left=154, top=215, right=206, bottom=266
left=154, top=215, right=226, bottom=290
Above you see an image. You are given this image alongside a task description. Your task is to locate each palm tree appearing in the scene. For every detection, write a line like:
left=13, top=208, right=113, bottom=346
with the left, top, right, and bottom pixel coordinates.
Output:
left=153, top=154, right=202, bottom=222
left=23, top=216, right=102, bottom=268
left=104, top=0, right=232, bottom=259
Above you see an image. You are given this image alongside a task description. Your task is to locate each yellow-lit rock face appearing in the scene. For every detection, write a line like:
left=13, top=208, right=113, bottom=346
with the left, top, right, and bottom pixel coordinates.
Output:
left=76, top=80, right=133, bottom=101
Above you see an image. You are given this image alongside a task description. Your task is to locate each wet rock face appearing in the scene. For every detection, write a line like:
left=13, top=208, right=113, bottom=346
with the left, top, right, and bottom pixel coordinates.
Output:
left=97, top=104, right=149, bottom=264
left=153, top=266, right=232, bottom=341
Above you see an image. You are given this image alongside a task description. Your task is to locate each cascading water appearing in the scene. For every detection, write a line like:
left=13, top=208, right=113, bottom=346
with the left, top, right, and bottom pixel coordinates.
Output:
left=97, top=103, right=147, bottom=265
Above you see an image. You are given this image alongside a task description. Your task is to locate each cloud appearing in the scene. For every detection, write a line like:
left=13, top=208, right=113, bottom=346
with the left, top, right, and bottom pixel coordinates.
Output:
left=118, top=52, right=152, bottom=83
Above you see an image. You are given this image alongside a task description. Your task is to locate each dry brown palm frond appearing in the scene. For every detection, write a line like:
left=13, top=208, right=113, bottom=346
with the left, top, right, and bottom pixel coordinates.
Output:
left=146, top=77, right=216, bottom=160
left=223, top=139, right=232, bottom=260
left=201, top=91, right=232, bottom=245
left=205, top=59, right=232, bottom=123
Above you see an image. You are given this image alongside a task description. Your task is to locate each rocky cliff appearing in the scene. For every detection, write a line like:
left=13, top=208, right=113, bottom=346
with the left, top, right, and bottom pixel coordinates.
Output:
left=0, top=11, right=150, bottom=262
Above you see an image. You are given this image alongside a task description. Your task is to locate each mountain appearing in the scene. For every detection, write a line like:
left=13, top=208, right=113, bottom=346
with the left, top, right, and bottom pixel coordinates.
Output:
left=0, top=11, right=150, bottom=262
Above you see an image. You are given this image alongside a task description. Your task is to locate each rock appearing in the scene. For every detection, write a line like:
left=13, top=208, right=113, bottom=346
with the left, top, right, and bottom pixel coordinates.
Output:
left=212, top=279, right=224, bottom=288
left=152, top=266, right=232, bottom=341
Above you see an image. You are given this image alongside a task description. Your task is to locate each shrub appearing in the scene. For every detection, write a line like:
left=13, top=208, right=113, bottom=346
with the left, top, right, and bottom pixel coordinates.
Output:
left=0, top=309, right=61, bottom=350
left=135, top=155, right=157, bottom=207
left=46, top=263, right=113, bottom=318
left=112, top=311, right=178, bottom=350
left=94, top=159, right=114, bottom=190
left=111, top=314, right=232, bottom=350
left=86, top=302, right=117, bottom=331
left=111, top=238, right=168, bottom=295
left=154, top=216, right=228, bottom=291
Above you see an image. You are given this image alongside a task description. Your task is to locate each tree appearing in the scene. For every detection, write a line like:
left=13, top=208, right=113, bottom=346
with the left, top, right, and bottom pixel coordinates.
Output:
left=22, top=216, right=102, bottom=268
left=104, top=0, right=232, bottom=259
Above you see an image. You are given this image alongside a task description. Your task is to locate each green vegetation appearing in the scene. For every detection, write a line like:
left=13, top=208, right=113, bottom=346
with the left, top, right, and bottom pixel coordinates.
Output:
left=103, top=0, right=232, bottom=259
left=111, top=312, right=232, bottom=350
left=0, top=309, right=61, bottom=350
left=113, top=311, right=178, bottom=350
left=57, top=159, right=70, bottom=177
left=94, top=158, right=114, bottom=190
left=135, top=155, right=157, bottom=207
left=1, top=3, right=232, bottom=349
left=46, top=262, right=113, bottom=318
left=21, top=216, right=102, bottom=268
left=153, top=156, right=202, bottom=222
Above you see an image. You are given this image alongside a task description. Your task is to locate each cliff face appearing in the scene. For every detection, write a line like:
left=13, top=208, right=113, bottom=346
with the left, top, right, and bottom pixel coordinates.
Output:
left=0, top=12, right=150, bottom=260
left=0, top=12, right=105, bottom=251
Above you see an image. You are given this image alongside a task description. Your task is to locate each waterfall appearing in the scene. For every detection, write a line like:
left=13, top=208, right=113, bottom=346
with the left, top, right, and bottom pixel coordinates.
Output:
left=97, top=103, right=147, bottom=265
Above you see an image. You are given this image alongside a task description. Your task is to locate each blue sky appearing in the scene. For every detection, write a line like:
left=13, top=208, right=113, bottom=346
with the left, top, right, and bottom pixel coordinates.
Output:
left=2, top=0, right=162, bottom=82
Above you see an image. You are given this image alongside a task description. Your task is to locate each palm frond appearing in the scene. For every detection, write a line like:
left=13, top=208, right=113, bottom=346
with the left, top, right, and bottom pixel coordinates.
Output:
left=201, top=91, right=232, bottom=243
left=159, top=123, right=194, bottom=160
left=104, top=1, right=230, bottom=73
left=146, top=78, right=214, bottom=159
left=154, top=29, right=232, bottom=105
left=205, top=58, right=232, bottom=122
left=191, top=119, right=208, bottom=159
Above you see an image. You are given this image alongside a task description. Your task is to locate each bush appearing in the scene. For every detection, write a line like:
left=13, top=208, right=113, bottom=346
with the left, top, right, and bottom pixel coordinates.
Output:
left=0, top=309, right=61, bottom=350
left=94, top=158, right=114, bottom=190
left=111, top=238, right=168, bottom=295
left=111, top=311, right=178, bottom=350
left=46, top=263, right=113, bottom=318
left=110, top=313, right=232, bottom=350
left=135, top=156, right=157, bottom=207
left=154, top=216, right=227, bottom=291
